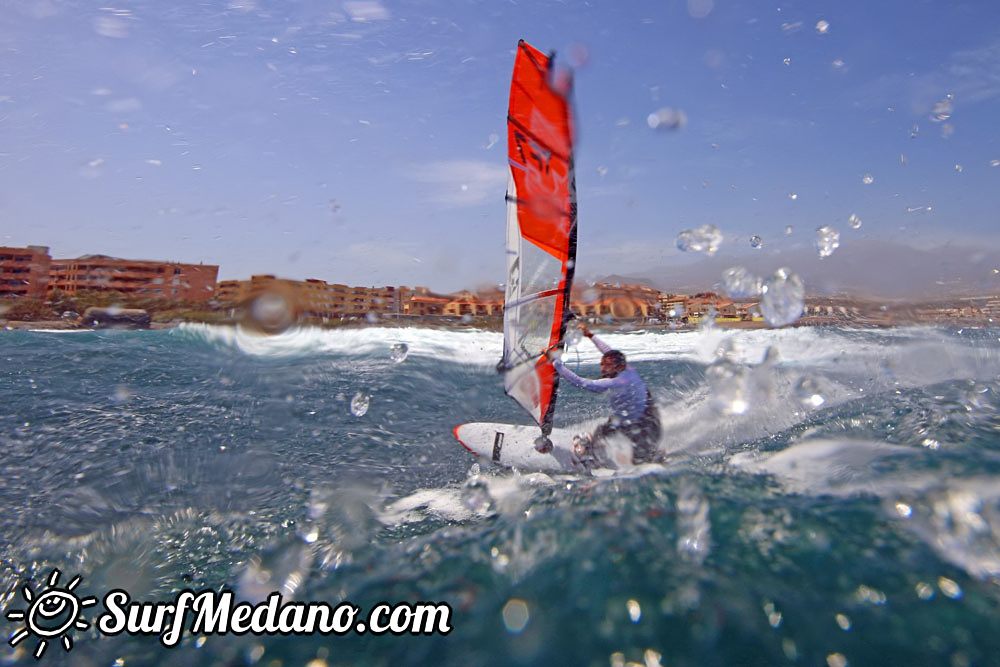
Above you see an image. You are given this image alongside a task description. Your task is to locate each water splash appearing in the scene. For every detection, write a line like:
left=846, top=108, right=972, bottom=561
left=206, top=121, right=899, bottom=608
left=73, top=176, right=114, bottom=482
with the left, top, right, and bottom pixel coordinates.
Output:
left=815, top=226, right=840, bottom=258
left=794, top=377, right=826, bottom=408
left=677, top=484, right=711, bottom=565
left=760, top=268, right=804, bottom=327
left=706, top=360, right=751, bottom=415
left=461, top=476, right=495, bottom=514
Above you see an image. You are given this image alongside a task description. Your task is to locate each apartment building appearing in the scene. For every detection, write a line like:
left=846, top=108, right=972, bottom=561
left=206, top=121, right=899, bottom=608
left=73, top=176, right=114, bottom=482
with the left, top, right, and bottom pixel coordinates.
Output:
left=49, top=255, right=218, bottom=302
left=0, top=246, right=51, bottom=299
left=216, top=275, right=424, bottom=321
left=573, top=282, right=661, bottom=318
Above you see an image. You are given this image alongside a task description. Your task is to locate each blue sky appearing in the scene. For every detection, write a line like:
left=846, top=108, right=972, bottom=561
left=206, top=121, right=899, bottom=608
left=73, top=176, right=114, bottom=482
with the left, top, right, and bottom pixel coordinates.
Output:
left=2, top=0, right=999, bottom=292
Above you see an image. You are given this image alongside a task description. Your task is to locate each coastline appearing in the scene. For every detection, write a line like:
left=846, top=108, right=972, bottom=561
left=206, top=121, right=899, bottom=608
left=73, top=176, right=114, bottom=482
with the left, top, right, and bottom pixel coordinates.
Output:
left=5, top=312, right=997, bottom=333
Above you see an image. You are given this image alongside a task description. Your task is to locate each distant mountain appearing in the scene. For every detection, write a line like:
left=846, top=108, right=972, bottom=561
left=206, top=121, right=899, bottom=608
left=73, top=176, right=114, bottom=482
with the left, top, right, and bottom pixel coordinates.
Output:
left=597, top=240, right=1000, bottom=300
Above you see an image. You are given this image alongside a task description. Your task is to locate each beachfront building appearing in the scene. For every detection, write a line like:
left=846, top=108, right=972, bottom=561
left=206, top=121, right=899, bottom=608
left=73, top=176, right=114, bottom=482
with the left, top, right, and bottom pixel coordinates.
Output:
left=573, top=282, right=662, bottom=319
left=49, top=255, right=218, bottom=302
left=0, top=246, right=52, bottom=299
left=405, top=294, right=451, bottom=317
left=443, top=289, right=504, bottom=317
left=215, top=275, right=427, bottom=321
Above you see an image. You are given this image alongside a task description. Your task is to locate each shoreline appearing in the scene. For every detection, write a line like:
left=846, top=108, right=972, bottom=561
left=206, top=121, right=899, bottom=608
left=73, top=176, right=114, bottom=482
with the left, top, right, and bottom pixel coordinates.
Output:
left=5, top=315, right=998, bottom=333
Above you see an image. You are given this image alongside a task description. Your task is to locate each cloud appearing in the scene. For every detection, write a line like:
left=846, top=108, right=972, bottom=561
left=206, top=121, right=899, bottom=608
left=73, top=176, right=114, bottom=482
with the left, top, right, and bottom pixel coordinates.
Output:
left=854, top=39, right=1000, bottom=116
left=344, top=1, right=390, bottom=22
left=580, top=239, right=675, bottom=275
left=409, top=159, right=507, bottom=207
left=336, top=241, right=422, bottom=271
left=106, top=98, right=142, bottom=113
left=945, top=41, right=1000, bottom=104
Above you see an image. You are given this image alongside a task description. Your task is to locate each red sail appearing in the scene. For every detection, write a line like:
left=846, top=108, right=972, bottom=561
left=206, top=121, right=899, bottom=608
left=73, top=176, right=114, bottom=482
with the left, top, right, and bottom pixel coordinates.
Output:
left=501, top=40, right=578, bottom=434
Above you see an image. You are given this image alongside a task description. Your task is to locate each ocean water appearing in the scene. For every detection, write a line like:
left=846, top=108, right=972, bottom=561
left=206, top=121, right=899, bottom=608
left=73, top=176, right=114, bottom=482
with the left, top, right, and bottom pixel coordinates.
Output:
left=2, top=324, right=1000, bottom=666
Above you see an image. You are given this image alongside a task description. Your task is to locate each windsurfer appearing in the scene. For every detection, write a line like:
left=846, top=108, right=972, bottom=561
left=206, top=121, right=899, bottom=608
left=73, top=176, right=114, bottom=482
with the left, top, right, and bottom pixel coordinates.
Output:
left=547, top=325, right=662, bottom=465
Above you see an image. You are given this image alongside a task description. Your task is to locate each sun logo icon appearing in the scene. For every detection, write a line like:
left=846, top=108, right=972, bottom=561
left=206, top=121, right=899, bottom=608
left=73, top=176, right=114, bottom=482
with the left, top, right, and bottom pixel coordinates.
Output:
left=5, top=569, right=98, bottom=659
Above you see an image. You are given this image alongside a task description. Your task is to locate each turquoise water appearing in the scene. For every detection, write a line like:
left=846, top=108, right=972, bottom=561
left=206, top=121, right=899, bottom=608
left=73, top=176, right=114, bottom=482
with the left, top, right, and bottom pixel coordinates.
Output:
left=3, top=324, right=1000, bottom=665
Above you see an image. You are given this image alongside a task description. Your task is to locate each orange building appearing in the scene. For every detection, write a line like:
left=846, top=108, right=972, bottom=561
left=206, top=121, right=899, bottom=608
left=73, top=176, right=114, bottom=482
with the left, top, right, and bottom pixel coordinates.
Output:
left=48, top=255, right=218, bottom=302
left=442, top=289, right=504, bottom=317
left=216, top=275, right=420, bottom=321
left=571, top=282, right=661, bottom=319
left=0, top=246, right=51, bottom=299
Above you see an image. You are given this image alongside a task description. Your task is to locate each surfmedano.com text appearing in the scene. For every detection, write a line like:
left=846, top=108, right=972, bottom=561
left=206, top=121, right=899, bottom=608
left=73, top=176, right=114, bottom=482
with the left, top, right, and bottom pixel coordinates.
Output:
left=98, top=589, right=453, bottom=647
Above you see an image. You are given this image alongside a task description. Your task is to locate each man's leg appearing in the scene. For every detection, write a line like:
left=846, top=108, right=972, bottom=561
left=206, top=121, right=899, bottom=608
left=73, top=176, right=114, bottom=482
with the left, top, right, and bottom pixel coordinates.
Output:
left=629, top=402, right=663, bottom=464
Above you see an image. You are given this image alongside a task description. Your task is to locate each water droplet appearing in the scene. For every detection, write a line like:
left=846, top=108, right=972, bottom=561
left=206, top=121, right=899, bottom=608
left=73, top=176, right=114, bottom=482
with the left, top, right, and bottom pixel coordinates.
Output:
left=350, top=392, right=370, bottom=417
left=626, top=599, right=642, bottom=622
left=722, top=266, right=762, bottom=298
left=565, top=327, right=583, bottom=347
left=788, top=192, right=798, bottom=200
left=389, top=343, right=408, bottom=363
left=647, top=107, right=687, bottom=131
left=676, top=224, right=722, bottom=255
left=597, top=165, right=608, bottom=177
left=954, top=163, right=963, bottom=173
left=677, top=483, right=712, bottom=564
left=832, top=58, right=845, bottom=70
left=815, top=19, right=830, bottom=34
left=910, top=124, right=920, bottom=138
left=915, top=582, right=935, bottom=600
left=749, top=235, right=763, bottom=249
left=938, top=577, right=962, bottom=599
left=783, top=57, right=791, bottom=66
left=794, top=377, right=825, bottom=408
left=706, top=360, right=750, bottom=414
left=862, top=173, right=874, bottom=185
left=246, top=291, right=296, bottom=334
left=848, top=213, right=862, bottom=230
left=111, top=385, right=132, bottom=404
left=785, top=225, right=793, bottom=235
left=930, top=95, right=952, bottom=122
left=760, top=268, right=804, bottom=327
left=941, top=122, right=955, bottom=138
left=502, top=599, right=529, bottom=633
left=365, top=312, right=379, bottom=324
left=815, top=226, right=840, bottom=258
left=461, top=477, right=494, bottom=514
left=991, top=159, right=1000, bottom=167
left=835, top=613, right=851, bottom=631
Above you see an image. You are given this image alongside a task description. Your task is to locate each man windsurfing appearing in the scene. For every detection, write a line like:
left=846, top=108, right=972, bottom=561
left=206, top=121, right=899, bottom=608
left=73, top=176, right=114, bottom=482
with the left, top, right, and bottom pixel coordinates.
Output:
left=546, top=324, right=662, bottom=465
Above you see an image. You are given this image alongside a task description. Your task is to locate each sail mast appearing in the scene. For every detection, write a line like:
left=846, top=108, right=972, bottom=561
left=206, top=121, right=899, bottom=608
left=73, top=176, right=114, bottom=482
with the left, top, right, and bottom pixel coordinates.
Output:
left=500, top=40, right=578, bottom=438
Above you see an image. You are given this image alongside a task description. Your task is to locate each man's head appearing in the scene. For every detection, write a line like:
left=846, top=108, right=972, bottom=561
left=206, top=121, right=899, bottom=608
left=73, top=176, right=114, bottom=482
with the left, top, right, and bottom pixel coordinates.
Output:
left=600, top=350, right=627, bottom=378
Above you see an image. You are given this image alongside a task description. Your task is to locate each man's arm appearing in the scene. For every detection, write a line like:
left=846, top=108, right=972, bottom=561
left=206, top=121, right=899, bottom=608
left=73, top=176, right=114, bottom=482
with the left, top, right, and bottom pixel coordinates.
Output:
left=551, top=358, right=613, bottom=393
left=580, top=325, right=612, bottom=354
